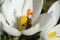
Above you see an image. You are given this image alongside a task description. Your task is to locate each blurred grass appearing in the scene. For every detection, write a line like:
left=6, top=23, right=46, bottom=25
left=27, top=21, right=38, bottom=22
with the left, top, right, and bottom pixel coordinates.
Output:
left=42, top=0, right=57, bottom=13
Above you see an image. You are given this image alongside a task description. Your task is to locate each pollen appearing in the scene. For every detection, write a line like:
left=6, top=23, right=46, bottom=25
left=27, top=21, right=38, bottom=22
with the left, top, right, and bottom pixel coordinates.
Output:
left=56, top=36, right=60, bottom=38
left=48, top=31, right=56, bottom=38
left=27, top=8, right=34, bottom=16
left=19, top=8, right=33, bottom=31
left=19, top=16, right=28, bottom=31
left=20, top=16, right=28, bottom=26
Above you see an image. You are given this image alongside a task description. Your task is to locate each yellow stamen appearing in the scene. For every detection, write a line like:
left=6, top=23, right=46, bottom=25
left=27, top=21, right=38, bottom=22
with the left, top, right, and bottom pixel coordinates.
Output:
left=19, top=8, right=33, bottom=31
left=48, top=31, right=56, bottom=38
left=56, top=36, right=60, bottom=38
left=48, top=31, right=60, bottom=38
left=19, top=16, right=28, bottom=31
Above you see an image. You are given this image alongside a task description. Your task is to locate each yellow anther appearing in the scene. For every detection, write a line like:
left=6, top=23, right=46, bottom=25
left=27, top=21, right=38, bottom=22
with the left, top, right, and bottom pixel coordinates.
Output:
left=56, top=36, right=60, bottom=38
left=20, top=16, right=28, bottom=25
left=19, top=16, right=28, bottom=31
left=48, top=31, right=56, bottom=38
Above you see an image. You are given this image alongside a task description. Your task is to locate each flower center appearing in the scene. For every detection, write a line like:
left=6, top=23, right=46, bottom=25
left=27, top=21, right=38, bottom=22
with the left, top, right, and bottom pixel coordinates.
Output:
left=19, top=8, right=34, bottom=31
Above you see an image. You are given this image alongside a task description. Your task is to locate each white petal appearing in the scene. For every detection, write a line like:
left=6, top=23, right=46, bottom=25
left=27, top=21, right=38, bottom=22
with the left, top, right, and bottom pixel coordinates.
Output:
left=32, top=0, right=43, bottom=24
left=41, top=1, right=60, bottom=35
left=49, top=24, right=60, bottom=36
left=40, top=13, right=59, bottom=39
left=40, top=1, right=60, bottom=40
left=40, top=24, right=60, bottom=40
left=22, top=0, right=33, bottom=16
left=32, top=13, right=53, bottom=31
left=22, top=23, right=39, bottom=36
left=47, top=1, right=60, bottom=17
left=51, top=38, right=60, bottom=40
left=0, top=13, right=5, bottom=23
left=12, top=0, right=25, bottom=17
left=42, top=15, right=59, bottom=32
left=39, top=13, right=53, bottom=31
left=3, top=22, right=22, bottom=36
left=0, top=13, right=21, bottom=36
left=1, top=0, right=16, bottom=26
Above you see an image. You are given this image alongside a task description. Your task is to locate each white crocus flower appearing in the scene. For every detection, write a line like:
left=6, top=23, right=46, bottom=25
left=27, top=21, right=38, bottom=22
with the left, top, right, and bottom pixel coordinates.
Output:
left=0, top=0, right=43, bottom=36
left=0, top=0, right=60, bottom=39
left=40, top=24, right=60, bottom=40
left=40, top=1, right=60, bottom=40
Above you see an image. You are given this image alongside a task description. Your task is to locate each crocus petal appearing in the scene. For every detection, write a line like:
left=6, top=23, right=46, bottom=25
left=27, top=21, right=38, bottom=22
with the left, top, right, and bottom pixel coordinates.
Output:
left=22, top=23, right=39, bottom=36
left=40, top=1, right=60, bottom=34
left=40, top=24, right=60, bottom=40
left=40, top=13, right=59, bottom=40
left=3, top=23, right=21, bottom=36
left=41, top=1, right=60, bottom=40
left=41, top=13, right=59, bottom=31
left=47, top=1, right=60, bottom=18
left=51, top=38, right=60, bottom=40
left=1, top=0, right=16, bottom=26
left=49, top=24, right=60, bottom=36
left=12, top=0, right=25, bottom=17
left=32, top=13, right=52, bottom=31
left=0, top=13, right=21, bottom=36
left=32, top=0, right=43, bottom=24
left=22, top=0, right=33, bottom=16
left=0, top=13, right=5, bottom=24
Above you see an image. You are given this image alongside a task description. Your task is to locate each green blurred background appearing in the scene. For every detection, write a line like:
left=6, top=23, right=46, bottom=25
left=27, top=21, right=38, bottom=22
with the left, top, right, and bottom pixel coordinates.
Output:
left=42, top=0, right=57, bottom=13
